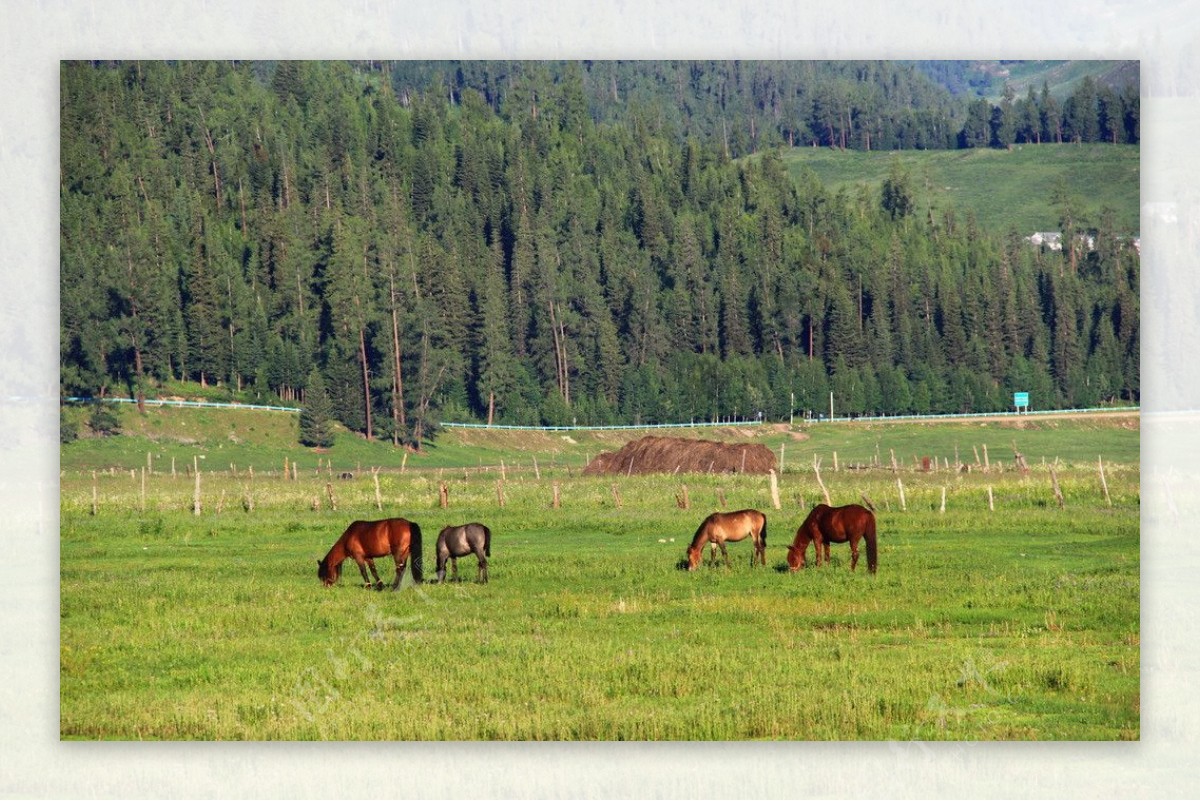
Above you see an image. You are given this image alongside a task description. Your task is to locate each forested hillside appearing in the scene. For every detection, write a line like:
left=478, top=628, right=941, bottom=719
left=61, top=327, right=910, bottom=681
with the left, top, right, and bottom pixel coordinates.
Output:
left=60, top=61, right=1139, bottom=446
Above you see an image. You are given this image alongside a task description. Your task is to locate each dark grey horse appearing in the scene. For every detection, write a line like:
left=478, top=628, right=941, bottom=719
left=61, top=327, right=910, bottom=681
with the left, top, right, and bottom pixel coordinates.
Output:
left=435, top=522, right=491, bottom=583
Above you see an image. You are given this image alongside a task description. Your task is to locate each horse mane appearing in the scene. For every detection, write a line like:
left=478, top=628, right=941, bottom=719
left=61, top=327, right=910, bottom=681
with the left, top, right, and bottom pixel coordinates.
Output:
left=687, top=517, right=711, bottom=552
left=319, top=536, right=348, bottom=578
left=799, top=503, right=830, bottom=531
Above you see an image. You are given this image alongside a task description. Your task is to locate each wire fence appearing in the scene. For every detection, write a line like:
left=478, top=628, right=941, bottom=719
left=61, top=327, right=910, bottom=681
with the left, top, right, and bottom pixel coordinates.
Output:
left=65, top=396, right=1139, bottom=428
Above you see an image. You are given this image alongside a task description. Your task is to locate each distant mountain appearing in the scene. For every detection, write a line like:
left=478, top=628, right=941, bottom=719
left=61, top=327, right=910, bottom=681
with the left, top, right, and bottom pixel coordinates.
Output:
left=917, top=60, right=1140, bottom=101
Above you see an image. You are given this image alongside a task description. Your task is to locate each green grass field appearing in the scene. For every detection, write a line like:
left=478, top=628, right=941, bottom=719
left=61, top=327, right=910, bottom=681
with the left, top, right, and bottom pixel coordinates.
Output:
left=781, top=143, right=1139, bottom=235
left=60, top=412, right=1139, bottom=740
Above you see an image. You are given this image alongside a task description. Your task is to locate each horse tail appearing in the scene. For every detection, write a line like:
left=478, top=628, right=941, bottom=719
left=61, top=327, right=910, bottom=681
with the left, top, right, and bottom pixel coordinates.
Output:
left=408, top=520, right=424, bottom=582
left=758, top=511, right=768, bottom=565
left=864, top=512, right=878, bottom=574
left=483, top=524, right=492, bottom=558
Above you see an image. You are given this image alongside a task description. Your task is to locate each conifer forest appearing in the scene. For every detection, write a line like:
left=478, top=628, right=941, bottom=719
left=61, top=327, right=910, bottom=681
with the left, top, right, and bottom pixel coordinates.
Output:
left=60, top=60, right=1140, bottom=446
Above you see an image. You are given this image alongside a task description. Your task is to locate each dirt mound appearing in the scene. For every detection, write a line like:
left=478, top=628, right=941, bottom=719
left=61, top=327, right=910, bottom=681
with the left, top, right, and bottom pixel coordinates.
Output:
left=582, top=435, right=777, bottom=476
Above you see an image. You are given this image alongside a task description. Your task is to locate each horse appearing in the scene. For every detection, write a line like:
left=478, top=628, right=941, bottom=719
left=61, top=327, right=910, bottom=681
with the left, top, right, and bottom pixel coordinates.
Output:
left=317, top=518, right=424, bottom=590
left=685, top=509, right=767, bottom=570
left=786, top=504, right=877, bottom=574
left=435, top=522, right=491, bottom=584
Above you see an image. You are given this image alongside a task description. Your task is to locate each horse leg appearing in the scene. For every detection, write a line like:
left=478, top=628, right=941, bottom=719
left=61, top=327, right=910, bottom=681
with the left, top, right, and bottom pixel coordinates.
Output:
left=451, top=556, right=459, bottom=582
left=390, top=554, right=406, bottom=590
left=719, top=541, right=731, bottom=569
left=354, top=557, right=373, bottom=589
left=477, top=555, right=488, bottom=584
left=822, top=541, right=831, bottom=567
left=849, top=535, right=860, bottom=571
left=366, top=558, right=385, bottom=590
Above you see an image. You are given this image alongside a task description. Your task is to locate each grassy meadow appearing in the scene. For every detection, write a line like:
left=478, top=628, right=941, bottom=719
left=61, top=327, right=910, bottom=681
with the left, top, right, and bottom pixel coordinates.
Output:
left=60, top=408, right=1139, bottom=740
left=781, top=143, right=1140, bottom=235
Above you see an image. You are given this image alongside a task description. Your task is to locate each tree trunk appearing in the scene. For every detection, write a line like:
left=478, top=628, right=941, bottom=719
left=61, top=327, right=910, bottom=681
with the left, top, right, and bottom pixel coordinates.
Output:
left=389, top=273, right=406, bottom=445
left=358, top=321, right=372, bottom=440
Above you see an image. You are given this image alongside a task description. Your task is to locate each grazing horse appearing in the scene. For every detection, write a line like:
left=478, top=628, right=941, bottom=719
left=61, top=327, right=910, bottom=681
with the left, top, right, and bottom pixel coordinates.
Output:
left=786, top=504, right=877, bottom=574
left=435, top=522, right=491, bottom=584
left=317, top=518, right=423, bottom=590
left=685, top=509, right=767, bottom=570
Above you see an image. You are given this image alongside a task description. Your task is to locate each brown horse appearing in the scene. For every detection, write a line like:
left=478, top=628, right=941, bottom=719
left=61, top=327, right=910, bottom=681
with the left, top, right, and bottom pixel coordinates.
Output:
left=685, top=509, right=767, bottom=570
left=317, top=518, right=424, bottom=590
left=786, top=504, right=877, bottom=574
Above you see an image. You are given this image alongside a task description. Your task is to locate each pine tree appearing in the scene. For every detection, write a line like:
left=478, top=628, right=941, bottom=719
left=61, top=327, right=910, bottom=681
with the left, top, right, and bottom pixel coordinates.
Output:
left=299, top=368, right=336, bottom=447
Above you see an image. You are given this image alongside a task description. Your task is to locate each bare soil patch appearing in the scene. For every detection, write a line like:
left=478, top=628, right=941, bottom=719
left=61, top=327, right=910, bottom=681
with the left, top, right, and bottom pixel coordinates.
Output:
left=582, top=435, right=777, bottom=476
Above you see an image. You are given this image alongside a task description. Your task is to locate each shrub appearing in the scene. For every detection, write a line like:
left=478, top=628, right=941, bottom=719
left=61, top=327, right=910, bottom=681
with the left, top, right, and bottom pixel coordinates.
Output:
left=87, top=403, right=121, bottom=437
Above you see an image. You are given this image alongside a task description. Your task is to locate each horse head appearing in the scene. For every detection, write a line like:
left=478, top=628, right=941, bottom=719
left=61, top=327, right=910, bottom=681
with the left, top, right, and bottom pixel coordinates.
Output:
left=317, top=557, right=341, bottom=586
left=785, top=544, right=803, bottom=571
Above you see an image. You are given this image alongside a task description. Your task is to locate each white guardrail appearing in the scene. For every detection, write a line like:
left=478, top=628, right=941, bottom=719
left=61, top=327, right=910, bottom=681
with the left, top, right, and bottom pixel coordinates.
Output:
left=66, top=397, right=1139, bottom=430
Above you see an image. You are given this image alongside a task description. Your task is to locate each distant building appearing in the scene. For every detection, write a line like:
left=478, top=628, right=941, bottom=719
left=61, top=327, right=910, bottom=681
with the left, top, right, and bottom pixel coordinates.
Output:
left=1025, top=231, right=1063, bottom=250
left=1024, top=231, right=1130, bottom=253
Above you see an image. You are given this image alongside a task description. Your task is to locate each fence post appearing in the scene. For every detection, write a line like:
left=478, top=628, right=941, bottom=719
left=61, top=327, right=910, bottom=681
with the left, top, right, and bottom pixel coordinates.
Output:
left=496, top=480, right=506, bottom=508
left=1049, top=466, right=1065, bottom=509
left=813, top=456, right=831, bottom=505
left=940, top=486, right=946, bottom=514
left=439, top=481, right=449, bottom=509
left=1011, top=441, right=1030, bottom=474
left=193, top=459, right=201, bottom=516
left=372, top=466, right=383, bottom=511
left=987, top=485, right=995, bottom=512
left=611, top=484, right=623, bottom=509
left=896, top=477, right=907, bottom=511
left=769, top=469, right=781, bottom=510
left=1098, top=455, right=1112, bottom=507
left=551, top=481, right=561, bottom=509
